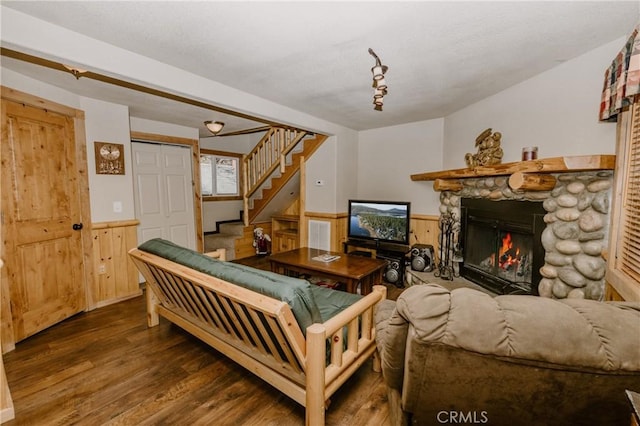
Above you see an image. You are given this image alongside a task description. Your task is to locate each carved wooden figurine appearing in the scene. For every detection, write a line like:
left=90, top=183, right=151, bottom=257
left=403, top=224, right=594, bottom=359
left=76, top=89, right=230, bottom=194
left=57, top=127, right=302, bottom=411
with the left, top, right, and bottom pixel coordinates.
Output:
left=465, top=128, right=504, bottom=167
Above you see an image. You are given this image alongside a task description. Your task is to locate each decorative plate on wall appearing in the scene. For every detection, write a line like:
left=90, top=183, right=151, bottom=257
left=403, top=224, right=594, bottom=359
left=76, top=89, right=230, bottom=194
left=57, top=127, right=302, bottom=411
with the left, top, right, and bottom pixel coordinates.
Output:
left=94, top=142, right=125, bottom=175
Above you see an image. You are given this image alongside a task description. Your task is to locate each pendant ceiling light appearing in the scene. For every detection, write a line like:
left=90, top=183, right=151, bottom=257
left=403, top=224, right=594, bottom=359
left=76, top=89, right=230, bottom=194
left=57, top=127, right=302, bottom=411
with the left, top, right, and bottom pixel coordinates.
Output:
left=204, top=121, right=225, bottom=135
left=368, top=48, right=388, bottom=111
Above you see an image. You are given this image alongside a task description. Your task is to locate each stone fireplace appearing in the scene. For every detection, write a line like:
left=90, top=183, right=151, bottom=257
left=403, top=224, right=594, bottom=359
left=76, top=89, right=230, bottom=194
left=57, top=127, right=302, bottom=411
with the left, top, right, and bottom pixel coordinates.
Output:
left=411, top=155, right=616, bottom=300
left=438, top=170, right=613, bottom=300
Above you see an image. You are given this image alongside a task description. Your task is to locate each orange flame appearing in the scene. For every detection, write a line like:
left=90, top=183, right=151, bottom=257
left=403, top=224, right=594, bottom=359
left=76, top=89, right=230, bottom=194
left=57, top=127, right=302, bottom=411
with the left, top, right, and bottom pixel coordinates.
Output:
left=500, top=233, right=512, bottom=257
left=499, top=232, right=519, bottom=270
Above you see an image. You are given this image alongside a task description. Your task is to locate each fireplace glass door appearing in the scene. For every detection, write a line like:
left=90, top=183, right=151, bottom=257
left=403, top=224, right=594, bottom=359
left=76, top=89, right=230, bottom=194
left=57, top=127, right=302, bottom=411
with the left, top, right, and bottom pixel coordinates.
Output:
left=464, top=220, right=496, bottom=273
left=461, top=199, right=545, bottom=295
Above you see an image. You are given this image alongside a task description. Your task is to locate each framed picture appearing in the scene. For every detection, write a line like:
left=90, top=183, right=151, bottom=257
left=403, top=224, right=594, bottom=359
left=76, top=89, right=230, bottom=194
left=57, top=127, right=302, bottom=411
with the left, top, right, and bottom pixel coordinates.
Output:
left=94, top=142, right=125, bottom=175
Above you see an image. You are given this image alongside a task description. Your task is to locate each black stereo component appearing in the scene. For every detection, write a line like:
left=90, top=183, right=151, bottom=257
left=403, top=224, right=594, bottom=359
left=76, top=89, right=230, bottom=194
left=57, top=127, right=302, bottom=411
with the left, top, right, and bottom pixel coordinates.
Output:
left=377, top=252, right=407, bottom=287
left=410, top=244, right=435, bottom=272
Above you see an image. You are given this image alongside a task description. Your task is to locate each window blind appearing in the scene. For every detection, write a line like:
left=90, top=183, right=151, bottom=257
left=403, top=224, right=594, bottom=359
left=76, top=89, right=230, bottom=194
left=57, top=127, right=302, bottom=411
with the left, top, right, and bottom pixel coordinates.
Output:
left=620, top=102, right=640, bottom=281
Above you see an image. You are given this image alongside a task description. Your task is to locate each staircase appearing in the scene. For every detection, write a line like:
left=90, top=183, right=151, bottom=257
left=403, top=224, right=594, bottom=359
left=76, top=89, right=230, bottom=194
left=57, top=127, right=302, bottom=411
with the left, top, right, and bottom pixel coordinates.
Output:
left=243, top=127, right=327, bottom=225
left=204, top=127, right=326, bottom=260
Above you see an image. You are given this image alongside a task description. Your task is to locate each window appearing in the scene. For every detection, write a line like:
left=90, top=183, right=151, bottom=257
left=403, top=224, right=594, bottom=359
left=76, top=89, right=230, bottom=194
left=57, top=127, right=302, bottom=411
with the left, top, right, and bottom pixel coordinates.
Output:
left=607, top=100, right=640, bottom=301
left=200, top=149, right=243, bottom=200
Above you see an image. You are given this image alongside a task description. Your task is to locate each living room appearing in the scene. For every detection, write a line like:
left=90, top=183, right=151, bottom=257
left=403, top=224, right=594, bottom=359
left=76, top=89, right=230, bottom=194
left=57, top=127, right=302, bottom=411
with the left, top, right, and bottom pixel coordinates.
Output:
left=1, top=2, right=640, bottom=424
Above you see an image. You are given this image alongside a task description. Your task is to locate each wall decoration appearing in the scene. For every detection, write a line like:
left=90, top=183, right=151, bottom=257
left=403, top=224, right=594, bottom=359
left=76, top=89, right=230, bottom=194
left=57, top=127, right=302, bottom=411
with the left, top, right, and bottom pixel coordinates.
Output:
left=94, top=142, right=125, bottom=175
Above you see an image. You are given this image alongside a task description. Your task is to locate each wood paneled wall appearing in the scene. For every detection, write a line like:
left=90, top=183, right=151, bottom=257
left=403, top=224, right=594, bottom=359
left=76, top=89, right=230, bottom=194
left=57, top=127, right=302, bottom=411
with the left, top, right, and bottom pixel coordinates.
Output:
left=605, top=282, right=627, bottom=301
left=410, top=214, right=440, bottom=253
left=302, top=212, right=440, bottom=253
left=89, top=220, right=141, bottom=309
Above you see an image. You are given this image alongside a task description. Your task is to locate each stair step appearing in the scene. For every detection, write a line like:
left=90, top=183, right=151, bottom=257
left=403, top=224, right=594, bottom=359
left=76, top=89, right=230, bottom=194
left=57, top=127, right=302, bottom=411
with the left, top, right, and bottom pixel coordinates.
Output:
left=218, top=221, right=245, bottom=236
left=204, top=233, right=238, bottom=261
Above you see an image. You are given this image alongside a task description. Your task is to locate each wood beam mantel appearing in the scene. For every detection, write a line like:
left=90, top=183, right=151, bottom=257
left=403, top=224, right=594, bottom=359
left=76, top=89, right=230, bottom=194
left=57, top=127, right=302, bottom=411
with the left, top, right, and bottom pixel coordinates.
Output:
left=433, top=179, right=463, bottom=192
left=508, top=172, right=557, bottom=192
left=410, top=155, right=615, bottom=182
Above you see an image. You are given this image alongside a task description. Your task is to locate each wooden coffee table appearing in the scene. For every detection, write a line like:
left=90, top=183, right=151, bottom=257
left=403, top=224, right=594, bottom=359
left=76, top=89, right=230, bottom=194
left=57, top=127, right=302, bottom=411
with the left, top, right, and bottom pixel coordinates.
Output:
left=268, top=247, right=387, bottom=295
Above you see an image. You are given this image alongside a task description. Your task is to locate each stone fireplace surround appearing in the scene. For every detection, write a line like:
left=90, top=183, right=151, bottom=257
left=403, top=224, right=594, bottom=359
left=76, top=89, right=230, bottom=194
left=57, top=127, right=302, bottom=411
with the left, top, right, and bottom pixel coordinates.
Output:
left=411, top=155, right=615, bottom=301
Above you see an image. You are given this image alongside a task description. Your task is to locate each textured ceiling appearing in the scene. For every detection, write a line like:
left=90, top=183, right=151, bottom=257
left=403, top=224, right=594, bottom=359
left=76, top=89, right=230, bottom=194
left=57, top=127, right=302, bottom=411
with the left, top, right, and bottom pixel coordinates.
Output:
left=2, top=1, right=639, bottom=134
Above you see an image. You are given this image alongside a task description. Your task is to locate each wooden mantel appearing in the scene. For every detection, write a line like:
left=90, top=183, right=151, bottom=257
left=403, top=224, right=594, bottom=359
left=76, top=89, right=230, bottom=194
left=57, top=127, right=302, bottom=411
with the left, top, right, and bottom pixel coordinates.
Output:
left=411, top=155, right=616, bottom=181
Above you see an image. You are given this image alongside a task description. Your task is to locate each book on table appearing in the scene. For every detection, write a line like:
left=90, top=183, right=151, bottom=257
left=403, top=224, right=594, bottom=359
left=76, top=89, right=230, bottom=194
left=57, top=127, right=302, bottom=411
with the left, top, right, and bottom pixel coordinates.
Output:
left=312, top=253, right=340, bottom=262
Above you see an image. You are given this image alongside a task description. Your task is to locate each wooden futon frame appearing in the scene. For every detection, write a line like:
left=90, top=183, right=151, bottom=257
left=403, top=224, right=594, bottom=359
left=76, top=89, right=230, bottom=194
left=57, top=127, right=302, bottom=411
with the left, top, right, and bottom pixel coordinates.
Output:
left=128, top=247, right=387, bottom=426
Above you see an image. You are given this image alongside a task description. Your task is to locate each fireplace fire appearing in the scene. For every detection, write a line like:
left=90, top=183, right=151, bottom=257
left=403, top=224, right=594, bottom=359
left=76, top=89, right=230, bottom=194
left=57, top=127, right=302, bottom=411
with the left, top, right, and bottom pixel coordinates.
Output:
left=460, top=199, right=545, bottom=295
left=479, top=231, right=533, bottom=284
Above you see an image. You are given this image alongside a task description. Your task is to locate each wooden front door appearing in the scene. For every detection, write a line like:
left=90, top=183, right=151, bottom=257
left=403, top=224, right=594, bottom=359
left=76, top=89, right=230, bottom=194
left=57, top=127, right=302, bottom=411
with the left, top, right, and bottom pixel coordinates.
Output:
left=1, top=99, right=86, bottom=342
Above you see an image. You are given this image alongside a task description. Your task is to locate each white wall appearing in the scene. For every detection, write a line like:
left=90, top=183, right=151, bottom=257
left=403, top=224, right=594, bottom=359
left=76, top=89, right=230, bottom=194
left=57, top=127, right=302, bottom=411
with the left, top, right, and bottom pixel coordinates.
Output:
left=305, top=136, right=338, bottom=213
left=201, top=201, right=244, bottom=232
left=0, top=68, right=81, bottom=109
left=442, top=37, right=624, bottom=169
left=82, top=97, right=135, bottom=222
left=335, top=130, right=360, bottom=213
left=130, top=117, right=198, bottom=140
left=357, top=119, right=444, bottom=215
left=200, top=133, right=258, bottom=154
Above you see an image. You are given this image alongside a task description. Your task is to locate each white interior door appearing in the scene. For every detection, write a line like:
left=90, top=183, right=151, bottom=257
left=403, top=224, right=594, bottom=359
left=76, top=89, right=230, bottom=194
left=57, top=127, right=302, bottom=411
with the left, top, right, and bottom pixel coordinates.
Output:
left=132, top=142, right=196, bottom=249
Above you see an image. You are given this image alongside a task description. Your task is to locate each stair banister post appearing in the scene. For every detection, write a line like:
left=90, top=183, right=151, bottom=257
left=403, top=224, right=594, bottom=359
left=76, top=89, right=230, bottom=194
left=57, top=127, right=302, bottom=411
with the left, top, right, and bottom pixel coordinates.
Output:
left=279, top=128, right=286, bottom=174
left=243, top=154, right=249, bottom=226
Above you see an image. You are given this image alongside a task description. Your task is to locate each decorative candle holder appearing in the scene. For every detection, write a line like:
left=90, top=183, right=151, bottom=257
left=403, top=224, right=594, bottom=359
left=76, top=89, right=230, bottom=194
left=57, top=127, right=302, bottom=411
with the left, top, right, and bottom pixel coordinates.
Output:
left=522, top=146, right=538, bottom=161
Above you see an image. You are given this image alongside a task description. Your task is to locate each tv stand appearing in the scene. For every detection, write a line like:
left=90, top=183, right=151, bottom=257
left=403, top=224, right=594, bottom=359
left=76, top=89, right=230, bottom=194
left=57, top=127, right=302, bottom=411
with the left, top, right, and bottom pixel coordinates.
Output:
left=344, top=239, right=410, bottom=287
left=343, top=239, right=410, bottom=258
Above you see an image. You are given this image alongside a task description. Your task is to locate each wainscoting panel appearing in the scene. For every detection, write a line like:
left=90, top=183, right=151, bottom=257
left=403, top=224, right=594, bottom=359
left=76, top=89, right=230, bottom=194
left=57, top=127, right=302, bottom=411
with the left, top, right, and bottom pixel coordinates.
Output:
left=303, top=212, right=439, bottom=254
left=90, top=220, right=141, bottom=309
left=303, top=212, right=347, bottom=252
left=410, top=214, right=440, bottom=253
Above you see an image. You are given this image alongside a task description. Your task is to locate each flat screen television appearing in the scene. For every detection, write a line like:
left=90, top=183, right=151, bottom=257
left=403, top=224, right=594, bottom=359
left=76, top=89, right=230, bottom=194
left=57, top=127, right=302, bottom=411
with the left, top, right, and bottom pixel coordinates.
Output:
left=347, top=200, right=411, bottom=246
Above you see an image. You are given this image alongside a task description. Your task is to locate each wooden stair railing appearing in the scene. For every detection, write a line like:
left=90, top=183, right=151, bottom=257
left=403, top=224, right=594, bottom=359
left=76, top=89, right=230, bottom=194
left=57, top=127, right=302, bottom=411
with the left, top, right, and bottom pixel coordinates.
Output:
left=248, top=135, right=326, bottom=225
left=242, top=127, right=312, bottom=225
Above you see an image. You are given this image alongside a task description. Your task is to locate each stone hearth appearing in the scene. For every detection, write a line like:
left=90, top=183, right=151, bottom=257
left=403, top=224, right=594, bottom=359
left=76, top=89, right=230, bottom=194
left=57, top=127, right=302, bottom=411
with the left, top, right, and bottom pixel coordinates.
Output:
left=438, top=170, right=613, bottom=300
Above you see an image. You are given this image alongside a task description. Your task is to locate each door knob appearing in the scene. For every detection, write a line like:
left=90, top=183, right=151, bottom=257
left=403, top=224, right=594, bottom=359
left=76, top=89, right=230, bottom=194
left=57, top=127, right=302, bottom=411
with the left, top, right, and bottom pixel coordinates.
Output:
left=72, top=223, right=83, bottom=231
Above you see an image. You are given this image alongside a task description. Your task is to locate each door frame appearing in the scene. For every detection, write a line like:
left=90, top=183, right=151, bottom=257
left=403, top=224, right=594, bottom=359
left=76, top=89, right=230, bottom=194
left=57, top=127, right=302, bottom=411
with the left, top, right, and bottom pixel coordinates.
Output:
left=130, top=131, right=204, bottom=252
left=1, top=86, right=93, bottom=352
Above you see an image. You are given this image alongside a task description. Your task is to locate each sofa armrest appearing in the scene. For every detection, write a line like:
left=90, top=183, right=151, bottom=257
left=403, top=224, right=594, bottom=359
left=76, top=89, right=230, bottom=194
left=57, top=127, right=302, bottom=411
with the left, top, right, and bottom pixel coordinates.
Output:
left=204, top=248, right=226, bottom=261
left=374, top=299, right=409, bottom=391
left=307, top=285, right=386, bottom=385
left=305, top=285, right=386, bottom=424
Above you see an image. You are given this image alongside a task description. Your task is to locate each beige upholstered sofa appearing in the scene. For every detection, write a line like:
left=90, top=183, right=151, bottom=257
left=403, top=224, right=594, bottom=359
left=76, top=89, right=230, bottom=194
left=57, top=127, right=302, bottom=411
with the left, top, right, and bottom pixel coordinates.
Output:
left=375, top=283, right=640, bottom=426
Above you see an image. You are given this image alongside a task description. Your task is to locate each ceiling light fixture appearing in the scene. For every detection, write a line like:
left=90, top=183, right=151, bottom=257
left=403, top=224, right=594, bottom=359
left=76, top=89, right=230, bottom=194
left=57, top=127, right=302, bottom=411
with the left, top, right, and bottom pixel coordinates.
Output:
left=368, top=48, right=388, bottom=111
left=204, top=120, right=225, bottom=135
left=373, top=88, right=386, bottom=99
left=62, top=64, right=88, bottom=80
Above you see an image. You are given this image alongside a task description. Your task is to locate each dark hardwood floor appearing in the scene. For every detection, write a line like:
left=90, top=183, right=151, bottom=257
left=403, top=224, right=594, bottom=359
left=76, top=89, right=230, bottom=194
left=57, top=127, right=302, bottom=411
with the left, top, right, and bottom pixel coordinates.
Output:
left=3, top=292, right=391, bottom=425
